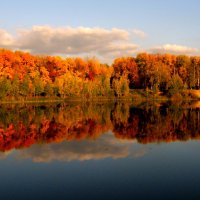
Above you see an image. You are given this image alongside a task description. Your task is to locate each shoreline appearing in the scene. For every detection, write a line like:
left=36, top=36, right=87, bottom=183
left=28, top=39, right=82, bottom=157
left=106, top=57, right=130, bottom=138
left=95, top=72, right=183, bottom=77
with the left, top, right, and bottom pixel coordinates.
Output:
left=0, top=96, right=199, bottom=104
left=0, top=89, right=199, bottom=104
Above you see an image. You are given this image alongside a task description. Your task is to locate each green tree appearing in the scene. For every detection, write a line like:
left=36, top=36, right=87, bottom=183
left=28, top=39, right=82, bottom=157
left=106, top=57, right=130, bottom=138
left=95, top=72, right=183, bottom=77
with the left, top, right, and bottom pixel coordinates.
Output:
left=0, top=76, right=11, bottom=99
left=176, top=55, right=190, bottom=84
left=11, top=75, right=20, bottom=99
left=20, top=74, right=30, bottom=98
left=33, top=75, right=44, bottom=96
left=44, top=82, right=54, bottom=97
left=112, top=76, right=129, bottom=97
left=168, top=74, right=184, bottom=96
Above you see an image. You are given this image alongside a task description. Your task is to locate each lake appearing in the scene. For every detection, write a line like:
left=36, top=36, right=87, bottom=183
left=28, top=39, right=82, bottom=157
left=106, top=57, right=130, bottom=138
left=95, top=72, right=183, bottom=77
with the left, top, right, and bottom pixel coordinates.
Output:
left=0, top=101, right=200, bottom=200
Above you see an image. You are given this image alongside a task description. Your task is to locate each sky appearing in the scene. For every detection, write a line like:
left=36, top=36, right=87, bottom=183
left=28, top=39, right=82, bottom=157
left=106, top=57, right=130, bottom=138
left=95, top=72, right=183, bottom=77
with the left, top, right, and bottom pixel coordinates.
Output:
left=1, top=0, right=200, bottom=63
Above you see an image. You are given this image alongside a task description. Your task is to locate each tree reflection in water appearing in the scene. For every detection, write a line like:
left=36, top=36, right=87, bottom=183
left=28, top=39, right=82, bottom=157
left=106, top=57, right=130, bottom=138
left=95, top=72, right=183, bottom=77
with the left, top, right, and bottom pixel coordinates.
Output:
left=0, top=101, right=199, bottom=152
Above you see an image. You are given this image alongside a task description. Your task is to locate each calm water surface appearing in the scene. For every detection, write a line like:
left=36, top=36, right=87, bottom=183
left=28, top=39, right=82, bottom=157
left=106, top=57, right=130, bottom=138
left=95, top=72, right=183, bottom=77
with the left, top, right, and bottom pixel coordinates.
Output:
left=0, top=101, right=200, bottom=200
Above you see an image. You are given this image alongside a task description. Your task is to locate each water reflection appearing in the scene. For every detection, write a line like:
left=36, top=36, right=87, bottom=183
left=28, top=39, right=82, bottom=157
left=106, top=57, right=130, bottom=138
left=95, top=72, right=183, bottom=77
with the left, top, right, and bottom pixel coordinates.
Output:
left=0, top=101, right=199, bottom=161
left=17, top=134, right=141, bottom=162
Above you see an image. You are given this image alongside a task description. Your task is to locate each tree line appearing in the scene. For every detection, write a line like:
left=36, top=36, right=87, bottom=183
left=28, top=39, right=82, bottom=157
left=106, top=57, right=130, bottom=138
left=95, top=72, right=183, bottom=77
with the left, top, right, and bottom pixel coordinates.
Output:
left=0, top=48, right=199, bottom=100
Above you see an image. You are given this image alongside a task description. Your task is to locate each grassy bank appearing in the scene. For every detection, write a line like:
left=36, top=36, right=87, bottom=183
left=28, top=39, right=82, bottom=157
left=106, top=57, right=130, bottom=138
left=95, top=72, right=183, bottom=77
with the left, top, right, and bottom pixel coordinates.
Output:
left=0, top=89, right=199, bottom=104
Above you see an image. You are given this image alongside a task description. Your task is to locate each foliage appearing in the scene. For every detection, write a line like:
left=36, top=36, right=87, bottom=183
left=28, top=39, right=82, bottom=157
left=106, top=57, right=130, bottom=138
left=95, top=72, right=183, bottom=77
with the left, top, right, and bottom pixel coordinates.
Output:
left=0, top=49, right=199, bottom=100
left=112, top=76, right=129, bottom=97
left=168, top=74, right=184, bottom=96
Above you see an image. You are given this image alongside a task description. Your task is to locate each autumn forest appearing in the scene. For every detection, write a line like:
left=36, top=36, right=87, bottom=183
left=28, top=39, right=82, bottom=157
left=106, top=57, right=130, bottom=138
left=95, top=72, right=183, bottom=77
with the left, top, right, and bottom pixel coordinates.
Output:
left=0, top=48, right=200, bottom=101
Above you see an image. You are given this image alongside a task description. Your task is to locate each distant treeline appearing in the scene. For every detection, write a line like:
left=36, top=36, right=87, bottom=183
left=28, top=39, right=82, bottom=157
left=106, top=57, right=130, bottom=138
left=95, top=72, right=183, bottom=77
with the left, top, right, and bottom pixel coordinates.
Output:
left=0, top=48, right=199, bottom=100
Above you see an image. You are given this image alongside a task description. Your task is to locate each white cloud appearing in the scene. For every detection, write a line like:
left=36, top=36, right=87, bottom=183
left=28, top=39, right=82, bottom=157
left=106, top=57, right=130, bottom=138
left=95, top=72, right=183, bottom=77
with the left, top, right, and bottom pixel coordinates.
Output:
left=2, top=26, right=198, bottom=61
left=0, top=26, right=139, bottom=62
left=151, top=44, right=199, bottom=55
left=0, top=29, right=14, bottom=47
left=132, top=29, right=147, bottom=38
left=98, top=43, right=138, bottom=59
left=16, top=26, right=130, bottom=54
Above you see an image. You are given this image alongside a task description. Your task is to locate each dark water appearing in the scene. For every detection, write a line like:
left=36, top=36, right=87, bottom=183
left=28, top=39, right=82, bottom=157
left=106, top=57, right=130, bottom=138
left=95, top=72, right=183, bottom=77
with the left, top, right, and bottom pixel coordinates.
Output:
left=0, top=101, right=200, bottom=200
